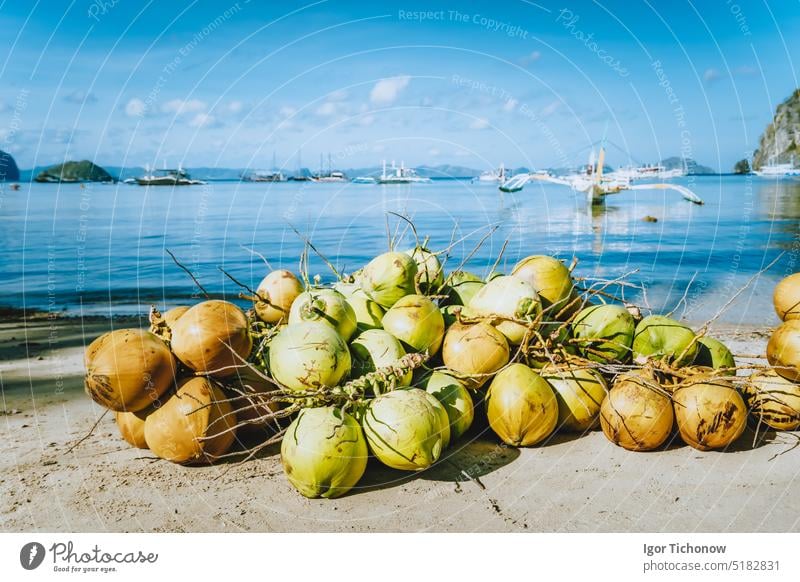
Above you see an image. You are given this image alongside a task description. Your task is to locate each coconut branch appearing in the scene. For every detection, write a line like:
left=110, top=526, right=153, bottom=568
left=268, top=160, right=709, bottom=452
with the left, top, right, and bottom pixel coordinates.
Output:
left=165, top=248, right=210, bottom=299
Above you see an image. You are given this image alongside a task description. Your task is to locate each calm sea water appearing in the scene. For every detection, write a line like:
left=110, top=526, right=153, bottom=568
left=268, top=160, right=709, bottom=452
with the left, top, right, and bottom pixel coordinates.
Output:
left=2, top=176, right=798, bottom=325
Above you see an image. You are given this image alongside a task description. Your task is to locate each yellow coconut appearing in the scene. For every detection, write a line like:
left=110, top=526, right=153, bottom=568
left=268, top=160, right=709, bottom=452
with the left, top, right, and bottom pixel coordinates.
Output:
left=84, top=329, right=176, bottom=412
left=541, top=365, right=608, bottom=432
left=382, top=294, right=445, bottom=356
left=170, top=300, right=253, bottom=379
left=511, top=255, right=574, bottom=315
left=672, top=380, right=747, bottom=451
left=600, top=373, right=673, bottom=451
left=442, top=322, right=510, bottom=389
left=144, top=376, right=237, bottom=464
left=746, top=370, right=800, bottom=431
left=774, top=272, right=800, bottom=321
left=164, top=306, right=190, bottom=328
left=485, top=363, right=558, bottom=446
left=767, top=320, right=800, bottom=382
left=115, top=407, right=154, bottom=449
left=255, top=270, right=304, bottom=324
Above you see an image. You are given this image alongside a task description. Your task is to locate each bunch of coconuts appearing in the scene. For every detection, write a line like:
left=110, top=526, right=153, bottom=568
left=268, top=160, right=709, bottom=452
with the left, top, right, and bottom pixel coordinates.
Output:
left=83, top=236, right=800, bottom=500
left=748, top=273, right=800, bottom=432
left=84, top=300, right=263, bottom=464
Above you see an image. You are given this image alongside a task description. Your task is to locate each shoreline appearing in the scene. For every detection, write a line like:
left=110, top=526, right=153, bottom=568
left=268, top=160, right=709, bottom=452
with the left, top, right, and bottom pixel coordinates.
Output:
left=3, top=313, right=799, bottom=533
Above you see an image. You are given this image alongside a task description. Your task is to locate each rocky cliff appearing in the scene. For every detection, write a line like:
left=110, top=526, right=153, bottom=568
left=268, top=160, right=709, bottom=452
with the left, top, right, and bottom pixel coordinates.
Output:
left=753, top=89, right=800, bottom=169
left=0, top=150, right=20, bottom=181
left=34, top=160, right=115, bottom=183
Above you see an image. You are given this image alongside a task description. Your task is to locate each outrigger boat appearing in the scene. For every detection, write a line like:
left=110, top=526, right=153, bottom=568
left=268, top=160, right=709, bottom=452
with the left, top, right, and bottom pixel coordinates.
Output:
left=376, top=160, right=431, bottom=184
left=499, top=145, right=703, bottom=205
left=135, top=165, right=206, bottom=186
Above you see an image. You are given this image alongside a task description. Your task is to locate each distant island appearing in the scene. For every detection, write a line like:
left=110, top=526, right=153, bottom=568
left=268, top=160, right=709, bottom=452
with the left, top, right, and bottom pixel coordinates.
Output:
left=753, top=88, right=800, bottom=169
left=0, top=150, right=20, bottom=181
left=14, top=156, right=726, bottom=184
left=34, top=160, right=115, bottom=183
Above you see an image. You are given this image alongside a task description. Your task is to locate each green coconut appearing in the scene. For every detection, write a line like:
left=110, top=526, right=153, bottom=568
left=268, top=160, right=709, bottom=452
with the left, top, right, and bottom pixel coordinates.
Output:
left=405, top=246, right=444, bottom=293
left=445, top=271, right=485, bottom=306
left=511, top=255, right=574, bottom=316
left=421, top=371, right=474, bottom=440
left=541, top=365, right=608, bottom=432
left=363, top=388, right=450, bottom=470
left=333, top=282, right=385, bottom=332
left=632, top=315, right=699, bottom=367
left=288, top=289, right=357, bottom=341
left=281, top=406, right=368, bottom=499
left=360, top=251, right=418, bottom=308
left=468, top=275, right=541, bottom=344
left=485, top=363, right=558, bottom=446
left=572, top=304, right=635, bottom=363
left=693, top=336, right=736, bottom=375
left=269, top=322, right=351, bottom=391
left=382, top=294, right=445, bottom=356
left=350, top=329, right=412, bottom=387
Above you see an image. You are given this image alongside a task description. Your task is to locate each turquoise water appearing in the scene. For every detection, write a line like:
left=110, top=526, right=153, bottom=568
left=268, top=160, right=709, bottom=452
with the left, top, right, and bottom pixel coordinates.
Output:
left=1, top=176, right=798, bottom=325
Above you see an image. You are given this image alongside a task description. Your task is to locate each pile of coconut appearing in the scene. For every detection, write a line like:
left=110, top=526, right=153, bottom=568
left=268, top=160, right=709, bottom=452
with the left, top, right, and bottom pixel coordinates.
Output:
left=82, top=238, right=800, bottom=499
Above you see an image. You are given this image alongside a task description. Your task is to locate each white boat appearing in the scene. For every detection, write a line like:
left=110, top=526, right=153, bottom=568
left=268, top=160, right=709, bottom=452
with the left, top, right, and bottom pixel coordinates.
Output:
left=315, top=170, right=348, bottom=183
left=135, top=166, right=205, bottom=186
left=609, top=164, right=685, bottom=181
left=376, top=160, right=431, bottom=184
left=352, top=176, right=376, bottom=184
left=500, top=144, right=703, bottom=205
left=243, top=169, right=286, bottom=182
left=476, top=164, right=509, bottom=182
left=313, top=153, right=348, bottom=182
left=753, top=156, right=800, bottom=178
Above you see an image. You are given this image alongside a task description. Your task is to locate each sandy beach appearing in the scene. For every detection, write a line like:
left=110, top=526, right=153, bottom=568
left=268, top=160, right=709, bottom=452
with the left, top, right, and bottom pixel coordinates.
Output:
left=1, top=314, right=798, bottom=533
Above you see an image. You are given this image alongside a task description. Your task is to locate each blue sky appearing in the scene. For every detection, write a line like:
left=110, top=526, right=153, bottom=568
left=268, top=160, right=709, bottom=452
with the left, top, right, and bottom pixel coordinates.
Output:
left=0, top=0, right=799, bottom=172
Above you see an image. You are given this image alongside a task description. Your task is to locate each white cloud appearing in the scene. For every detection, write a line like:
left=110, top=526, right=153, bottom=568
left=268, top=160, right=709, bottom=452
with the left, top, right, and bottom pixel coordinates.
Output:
left=469, top=117, right=490, bottom=130
left=162, top=98, right=207, bottom=115
left=370, top=76, right=410, bottom=105
left=358, top=114, right=375, bottom=126
left=540, top=100, right=561, bottom=117
left=328, top=89, right=349, bottom=102
left=226, top=100, right=244, bottom=114
left=703, top=68, right=722, bottom=83
left=63, top=90, right=98, bottom=104
left=125, top=98, right=146, bottom=117
left=428, top=147, right=441, bottom=156
left=279, top=106, right=297, bottom=118
left=315, top=102, right=338, bottom=116
left=503, top=98, right=518, bottom=112
left=521, top=51, right=541, bottom=66
left=189, top=113, right=215, bottom=128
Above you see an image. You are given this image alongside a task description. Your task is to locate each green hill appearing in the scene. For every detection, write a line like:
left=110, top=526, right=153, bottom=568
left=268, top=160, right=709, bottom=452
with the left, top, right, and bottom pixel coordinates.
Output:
left=34, top=160, right=115, bottom=183
left=0, top=150, right=20, bottom=181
